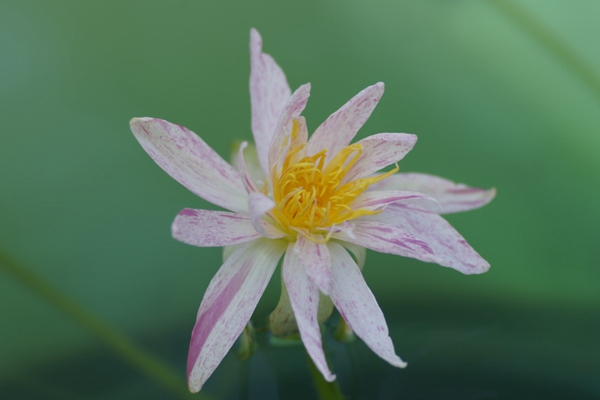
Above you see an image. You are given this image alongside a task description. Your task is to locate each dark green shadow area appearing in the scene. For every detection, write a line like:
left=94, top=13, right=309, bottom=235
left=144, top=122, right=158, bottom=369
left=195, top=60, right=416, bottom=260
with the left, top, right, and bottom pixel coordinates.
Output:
left=2, top=297, right=597, bottom=400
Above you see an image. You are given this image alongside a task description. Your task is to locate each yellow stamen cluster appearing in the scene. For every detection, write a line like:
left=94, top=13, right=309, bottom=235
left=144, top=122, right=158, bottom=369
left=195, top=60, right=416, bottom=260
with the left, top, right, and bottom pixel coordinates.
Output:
left=265, top=123, right=398, bottom=242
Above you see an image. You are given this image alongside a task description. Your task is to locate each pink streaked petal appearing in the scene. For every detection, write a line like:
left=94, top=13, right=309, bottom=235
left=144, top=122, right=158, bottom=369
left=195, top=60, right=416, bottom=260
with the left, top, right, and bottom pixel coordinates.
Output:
left=332, top=220, right=439, bottom=264
left=369, top=173, right=496, bottom=214
left=327, top=242, right=407, bottom=368
left=306, top=83, right=385, bottom=162
left=326, top=221, right=357, bottom=240
left=366, top=204, right=490, bottom=274
left=283, top=244, right=336, bottom=382
left=351, top=190, right=438, bottom=212
left=294, top=235, right=332, bottom=295
left=237, top=142, right=259, bottom=194
left=248, top=192, right=286, bottom=239
left=268, top=84, right=311, bottom=172
left=343, top=133, right=417, bottom=183
left=250, top=29, right=292, bottom=176
left=172, top=209, right=260, bottom=247
left=187, top=238, right=286, bottom=392
left=130, top=118, right=247, bottom=212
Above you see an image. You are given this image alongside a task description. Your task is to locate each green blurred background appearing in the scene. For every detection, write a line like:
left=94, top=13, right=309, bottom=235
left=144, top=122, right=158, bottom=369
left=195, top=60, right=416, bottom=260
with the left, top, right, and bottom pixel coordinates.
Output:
left=1, top=0, right=598, bottom=399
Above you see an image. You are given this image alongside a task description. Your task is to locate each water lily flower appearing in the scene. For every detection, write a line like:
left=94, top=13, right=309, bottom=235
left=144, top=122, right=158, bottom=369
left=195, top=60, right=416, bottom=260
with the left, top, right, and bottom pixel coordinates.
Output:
left=130, top=29, right=494, bottom=393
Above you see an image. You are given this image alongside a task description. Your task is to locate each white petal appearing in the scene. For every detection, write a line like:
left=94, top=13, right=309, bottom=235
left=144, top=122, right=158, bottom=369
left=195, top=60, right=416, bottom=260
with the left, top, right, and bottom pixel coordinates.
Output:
left=343, top=133, right=417, bottom=183
left=366, top=204, right=490, bottom=274
left=130, top=118, right=247, bottom=212
left=283, top=244, right=336, bottom=382
left=268, top=84, right=311, bottom=172
left=369, top=173, right=496, bottom=214
left=351, top=190, right=439, bottom=212
left=248, top=192, right=286, bottom=239
left=237, top=142, right=259, bottom=193
left=294, top=235, right=332, bottom=295
left=306, top=83, right=384, bottom=162
left=327, top=242, right=406, bottom=368
left=332, top=221, right=439, bottom=264
left=172, top=209, right=260, bottom=247
left=250, top=29, right=292, bottom=176
left=187, top=238, right=286, bottom=392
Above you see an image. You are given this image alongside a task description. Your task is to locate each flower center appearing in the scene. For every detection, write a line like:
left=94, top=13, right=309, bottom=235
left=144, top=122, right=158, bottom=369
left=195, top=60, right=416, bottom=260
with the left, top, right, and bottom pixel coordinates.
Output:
left=266, top=120, right=398, bottom=242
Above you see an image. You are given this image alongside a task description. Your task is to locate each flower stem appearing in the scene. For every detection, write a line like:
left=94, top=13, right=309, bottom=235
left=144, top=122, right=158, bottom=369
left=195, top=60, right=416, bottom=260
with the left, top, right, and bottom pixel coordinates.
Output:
left=305, top=348, right=344, bottom=400
left=0, top=250, right=210, bottom=400
left=488, top=0, right=600, bottom=101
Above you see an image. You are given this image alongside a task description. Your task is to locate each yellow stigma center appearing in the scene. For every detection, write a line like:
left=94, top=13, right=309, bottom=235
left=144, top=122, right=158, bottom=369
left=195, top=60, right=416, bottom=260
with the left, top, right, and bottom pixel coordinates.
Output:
left=265, top=122, right=398, bottom=242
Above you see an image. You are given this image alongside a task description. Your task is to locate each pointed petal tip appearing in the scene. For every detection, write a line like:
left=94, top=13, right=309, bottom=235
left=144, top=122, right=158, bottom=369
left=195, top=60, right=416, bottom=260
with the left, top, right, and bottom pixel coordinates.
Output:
left=385, top=352, right=408, bottom=368
left=171, top=208, right=194, bottom=237
left=475, top=260, right=491, bottom=275
left=129, top=117, right=151, bottom=128
left=297, top=82, right=312, bottom=93
left=482, top=261, right=491, bottom=273
left=371, top=81, right=385, bottom=95
left=187, top=371, right=203, bottom=393
left=129, top=117, right=165, bottom=137
left=250, top=28, right=261, bottom=46
left=457, top=258, right=491, bottom=275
